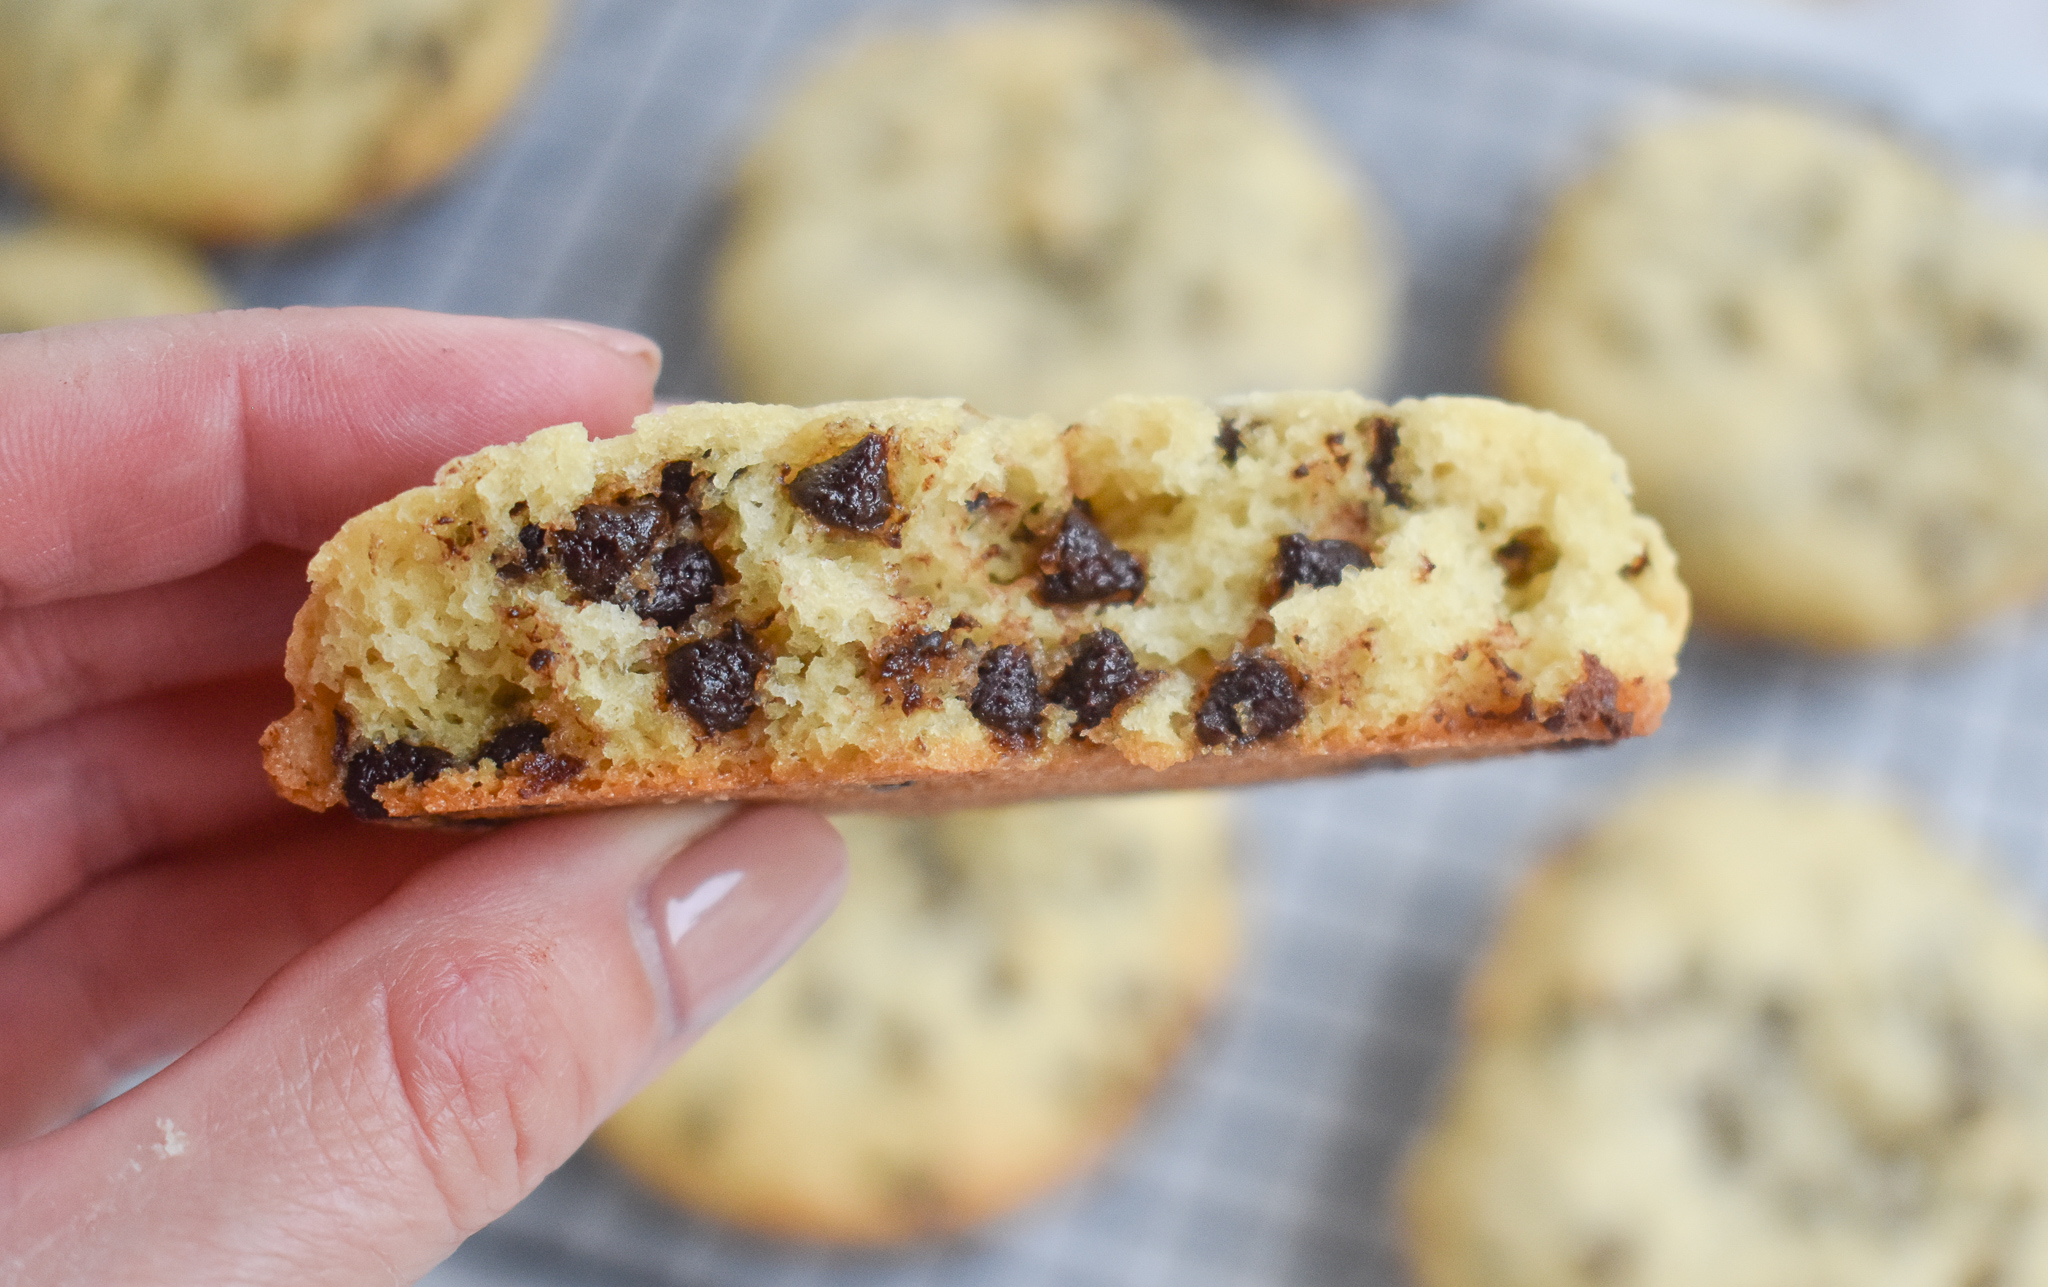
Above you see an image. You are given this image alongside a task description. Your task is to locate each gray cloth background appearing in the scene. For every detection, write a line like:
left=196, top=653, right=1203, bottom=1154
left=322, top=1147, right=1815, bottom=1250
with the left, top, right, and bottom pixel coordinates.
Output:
left=15, top=0, right=2042, bottom=1282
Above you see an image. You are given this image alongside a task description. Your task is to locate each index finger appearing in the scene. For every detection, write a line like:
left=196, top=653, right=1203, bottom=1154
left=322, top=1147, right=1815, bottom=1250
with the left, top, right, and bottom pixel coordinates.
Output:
left=0, top=307, right=660, bottom=609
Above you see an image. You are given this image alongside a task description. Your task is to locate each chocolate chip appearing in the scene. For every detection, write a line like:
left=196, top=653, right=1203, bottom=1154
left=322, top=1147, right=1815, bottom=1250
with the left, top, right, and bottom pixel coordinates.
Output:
left=634, top=539, right=724, bottom=628
left=658, top=461, right=699, bottom=522
left=1195, top=658, right=1305, bottom=746
left=495, top=523, right=549, bottom=580
left=1217, top=417, right=1245, bottom=465
left=1047, top=630, right=1151, bottom=730
left=1495, top=527, right=1560, bottom=589
left=518, top=752, right=585, bottom=794
left=1364, top=414, right=1409, bottom=507
left=788, top=433, right=893, bottom=533
left=1037, top=502, right=1145, bottom=604
left=343, top=741, right=454, bottom=819
left=876, top=630, right=953, bottom=711
left=528, top=649, right=554, bottom=671
left=665, top=624, right=766, bottom=734
left=475, top=720, right=549, bottom=767
left=1621, top=551, right=1650, bottom=579
left=969, top=645, right=1044, bottom=742
left=1277, top=534, right=1370, bottom=592
left=1542, top=653, right=1631, bottom=741
left=556, top=496, right=668, bottom=599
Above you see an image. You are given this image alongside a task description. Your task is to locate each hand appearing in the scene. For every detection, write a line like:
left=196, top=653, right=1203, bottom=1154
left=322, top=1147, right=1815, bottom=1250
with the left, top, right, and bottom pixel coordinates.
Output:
left=0, top=308, right=846, bottom=1284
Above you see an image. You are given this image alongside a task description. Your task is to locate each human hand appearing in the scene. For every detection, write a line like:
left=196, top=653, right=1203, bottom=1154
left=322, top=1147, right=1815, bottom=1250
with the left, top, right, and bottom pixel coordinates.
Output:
left=0, top=308, right=847, bottom=1284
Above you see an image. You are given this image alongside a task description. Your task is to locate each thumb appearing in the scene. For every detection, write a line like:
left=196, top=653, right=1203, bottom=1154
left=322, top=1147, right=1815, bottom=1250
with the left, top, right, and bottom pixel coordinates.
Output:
left=2, top=806, right=845, bottom=1286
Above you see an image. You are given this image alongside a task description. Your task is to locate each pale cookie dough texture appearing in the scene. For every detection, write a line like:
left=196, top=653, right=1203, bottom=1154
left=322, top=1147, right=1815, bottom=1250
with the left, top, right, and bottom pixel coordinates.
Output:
left=0, top=220, right=225, bottom=332
left=1405, top=779, right=2048, bottom=1287
left=260, top=391, right=1687, bottom=821
left=597, top=793, right=1240, bottom=1243
left=1501, top=103, right=2048, bottom=649
left=715, top=4, right=1398, bottom=416
left=0, top=0, right=556, bottom=241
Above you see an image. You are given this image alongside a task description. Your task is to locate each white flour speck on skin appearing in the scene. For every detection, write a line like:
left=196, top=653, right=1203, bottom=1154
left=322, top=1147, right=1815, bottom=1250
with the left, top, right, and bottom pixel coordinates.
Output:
left=151, top=1118, right=188, bottom=1160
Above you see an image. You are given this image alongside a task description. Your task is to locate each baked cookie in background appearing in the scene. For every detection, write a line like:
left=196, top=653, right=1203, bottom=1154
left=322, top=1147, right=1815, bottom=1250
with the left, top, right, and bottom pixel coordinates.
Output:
left=0, top=0, right=557, bottom=242
left=1404, top=778, right=2048, bottom=1287
left=596, top=793, right=1242, bottom=1244
left=0, top=218, right=225, bottom=331
left=259, top=391, right=1688, bottom=821
left=714, top=3, right=1398, bottom=417
left=1499, top=103, right=2048, bottom=650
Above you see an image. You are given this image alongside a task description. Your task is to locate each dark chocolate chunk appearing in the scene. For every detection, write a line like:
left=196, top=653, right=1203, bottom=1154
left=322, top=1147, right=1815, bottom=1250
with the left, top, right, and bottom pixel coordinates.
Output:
left=1037, top=502, right=1145, bottom=604
left=1216, top=417, right=1245, bottom=465
left=343, top=741, right=455, bottom=820
left=634, top=539, right=725, bottom=628
left=518, top=752, right=585, bottom=794
left=1542, top=653, right=1632, bottom=741
left=527, top=649, right=554, bottom=671
left=475, top=720, right=549, bottom=767
left=788, top=434, right=893, bottom=533
left=969, top=645, right=1044, bottom=741
left=1047, top=630, right=1151, bottom=730
left=657, top=461, right=699, bottom=522
left=495, top=523, right=549, bottom=580
left=1364, top=414, right=1410, bottom=507
left=1495, top=527, right=1560, bottom=589
left=876, top=630, right=953, bottom=711
left=1194, top=657, right=1305, bottom=746
left=665, top=624, right=767, bottom=734
left=556, top=496, right=668, bottom=599
left=1277, top=534, right=1370, bottom=592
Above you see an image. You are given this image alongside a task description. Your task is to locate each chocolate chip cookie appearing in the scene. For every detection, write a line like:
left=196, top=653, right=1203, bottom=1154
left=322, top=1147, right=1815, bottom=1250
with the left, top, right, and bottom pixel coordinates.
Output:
left=0, top=218, right=224, bottom=332
left=596, top=792, right=1240, bottom=1243
left=0, top=0, right=555, bottom=241
left=260, top=391, right=1688, bottom=821
left=714, top=3, right=1398, bottom=416
left=1405, top=779, right=2048, bottom=1287
left=1500, top=103, right=2048, bottom=649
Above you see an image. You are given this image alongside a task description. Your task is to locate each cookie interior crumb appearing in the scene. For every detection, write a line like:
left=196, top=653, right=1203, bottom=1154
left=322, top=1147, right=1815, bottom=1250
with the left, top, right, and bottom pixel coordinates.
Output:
left=262, top=391, right=1687, bottom=819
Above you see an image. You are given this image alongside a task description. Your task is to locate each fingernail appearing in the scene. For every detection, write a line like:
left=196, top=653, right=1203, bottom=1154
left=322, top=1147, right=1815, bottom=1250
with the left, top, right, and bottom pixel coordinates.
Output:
left=533, top=318, right=663, bottom=383
left=639, top=809, right=846, bottom=1043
